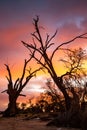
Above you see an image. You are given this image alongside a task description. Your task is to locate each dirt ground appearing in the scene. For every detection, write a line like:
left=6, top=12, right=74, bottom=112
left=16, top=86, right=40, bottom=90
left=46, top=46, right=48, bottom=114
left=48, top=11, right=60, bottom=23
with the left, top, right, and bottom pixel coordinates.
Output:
left=0, top=116, right=80, bottom=130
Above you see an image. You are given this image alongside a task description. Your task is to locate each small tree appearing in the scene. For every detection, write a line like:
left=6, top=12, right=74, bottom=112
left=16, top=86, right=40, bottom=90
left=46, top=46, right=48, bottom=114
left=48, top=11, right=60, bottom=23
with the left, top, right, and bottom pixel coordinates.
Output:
left=22, top=16, right=87, bottom=110
left=45, top=79, right=65, bottom=111
left=2, top=59, right=41, bottom=117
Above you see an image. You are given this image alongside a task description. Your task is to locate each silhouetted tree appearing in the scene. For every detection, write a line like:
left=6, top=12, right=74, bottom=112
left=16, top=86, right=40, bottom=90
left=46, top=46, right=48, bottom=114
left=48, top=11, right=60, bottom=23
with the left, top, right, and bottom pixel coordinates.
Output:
left=22, top=16, right=87, bottom=110
left=1, top=59, right=41, bottom=117
left=45, top=79, right=65, bottom=112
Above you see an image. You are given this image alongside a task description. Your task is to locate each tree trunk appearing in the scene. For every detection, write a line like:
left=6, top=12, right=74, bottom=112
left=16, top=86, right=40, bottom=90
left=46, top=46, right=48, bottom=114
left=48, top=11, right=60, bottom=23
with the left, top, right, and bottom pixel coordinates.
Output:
left=58, top=83, right=71, bottom=111
left=53, top=77, right=71, bottom=111
left=3, top=95, right=18, bottom=117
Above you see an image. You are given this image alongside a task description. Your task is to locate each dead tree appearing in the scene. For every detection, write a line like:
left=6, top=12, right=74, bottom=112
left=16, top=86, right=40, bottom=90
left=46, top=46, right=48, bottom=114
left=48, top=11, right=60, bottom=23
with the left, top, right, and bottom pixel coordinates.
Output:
left=22, top=16, right=87, bottom=111
left=1, top=59, right=41, bottom=117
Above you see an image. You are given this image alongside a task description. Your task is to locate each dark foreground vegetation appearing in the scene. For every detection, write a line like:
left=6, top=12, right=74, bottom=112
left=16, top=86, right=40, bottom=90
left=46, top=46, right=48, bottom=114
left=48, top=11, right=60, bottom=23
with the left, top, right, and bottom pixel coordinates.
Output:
left=1, top=16, right=87, bottom=130
left=15, top=86, right=87, bottom=130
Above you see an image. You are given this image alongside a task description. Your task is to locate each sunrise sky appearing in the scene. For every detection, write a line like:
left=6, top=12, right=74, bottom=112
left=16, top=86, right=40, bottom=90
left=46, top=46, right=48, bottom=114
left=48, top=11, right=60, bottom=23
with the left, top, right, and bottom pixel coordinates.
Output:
left=0, top=0, right=87, bottom=110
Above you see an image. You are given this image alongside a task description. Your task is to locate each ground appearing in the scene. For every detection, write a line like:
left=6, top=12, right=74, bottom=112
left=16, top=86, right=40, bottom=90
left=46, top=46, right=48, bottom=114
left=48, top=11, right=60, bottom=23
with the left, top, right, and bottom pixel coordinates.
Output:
left=0, top=115, right=80, bottom=130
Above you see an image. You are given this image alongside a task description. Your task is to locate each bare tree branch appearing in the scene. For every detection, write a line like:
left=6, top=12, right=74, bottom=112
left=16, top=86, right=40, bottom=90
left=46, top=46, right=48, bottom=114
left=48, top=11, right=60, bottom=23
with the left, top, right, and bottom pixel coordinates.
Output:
left=1, top=89, right=7, bottom=93
left=19, top=94, right=26, bottom=97
left=19, top=59, right=28, bottom=84
left=33, top=16, right=44, bottom=50
left=47, top=30, right=57, bottom=44
left=4, top=64, right=13, bottom=84
left=22, top=41, right=43, bottom=56
left=14, top=78, right=19, bottom=89
left=51, top=33, right=87, bottom=60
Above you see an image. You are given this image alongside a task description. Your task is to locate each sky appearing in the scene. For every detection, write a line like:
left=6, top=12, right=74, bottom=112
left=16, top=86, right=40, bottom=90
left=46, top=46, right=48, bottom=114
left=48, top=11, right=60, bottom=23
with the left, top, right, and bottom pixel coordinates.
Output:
left=0, top=0, right=87, bottom=110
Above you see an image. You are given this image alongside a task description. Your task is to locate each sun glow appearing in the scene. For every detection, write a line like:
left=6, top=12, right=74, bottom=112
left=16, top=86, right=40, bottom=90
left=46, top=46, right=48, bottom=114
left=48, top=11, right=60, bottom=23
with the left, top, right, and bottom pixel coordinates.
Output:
left=28, top=84, right=45, bottom=93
